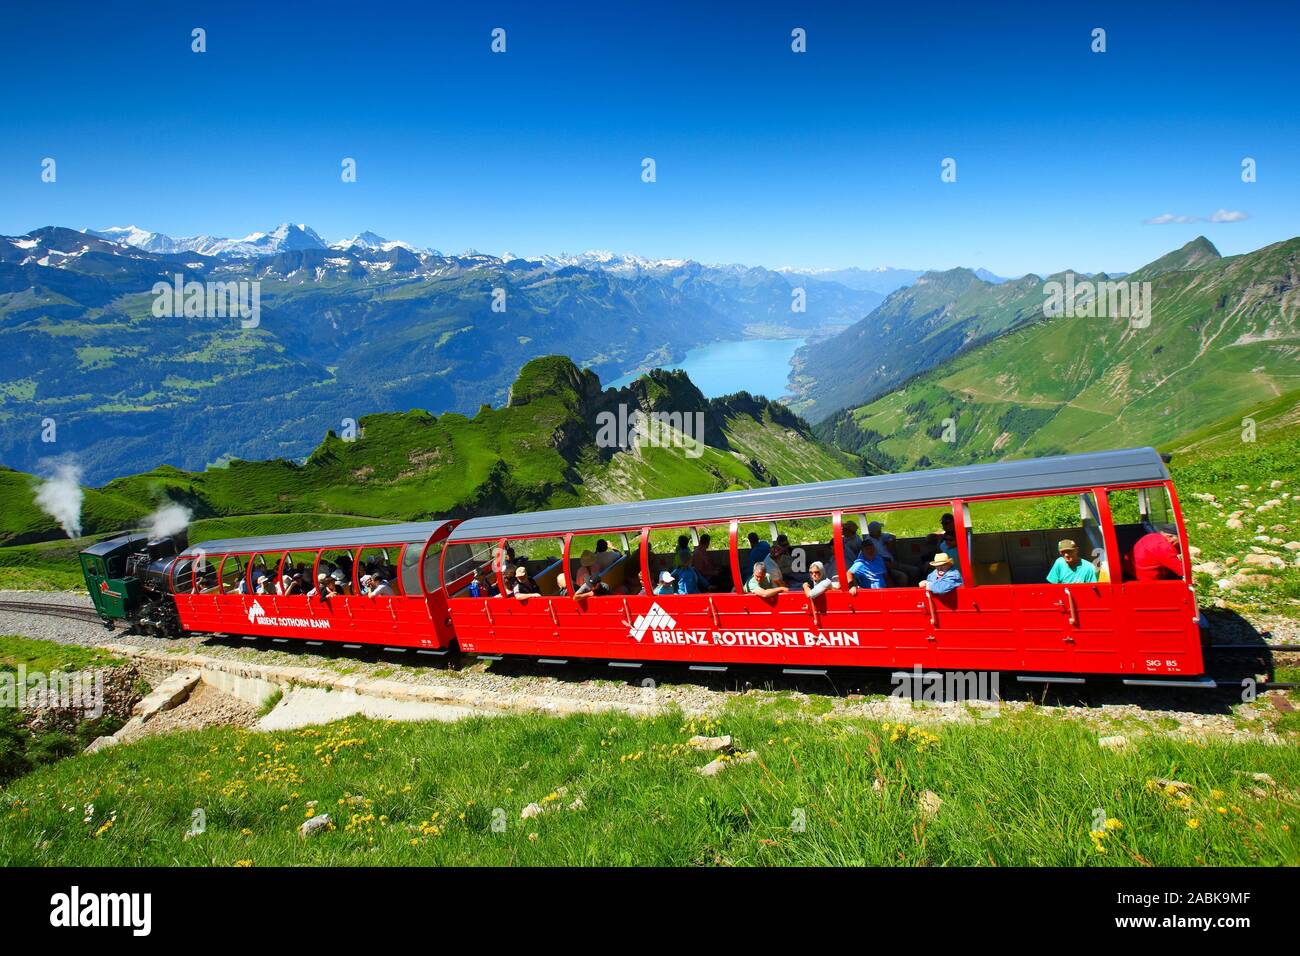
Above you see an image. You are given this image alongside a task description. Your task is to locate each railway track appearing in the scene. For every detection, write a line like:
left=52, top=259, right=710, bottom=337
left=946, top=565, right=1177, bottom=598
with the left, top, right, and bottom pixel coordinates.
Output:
left=0, top=600, right=108, bottom=625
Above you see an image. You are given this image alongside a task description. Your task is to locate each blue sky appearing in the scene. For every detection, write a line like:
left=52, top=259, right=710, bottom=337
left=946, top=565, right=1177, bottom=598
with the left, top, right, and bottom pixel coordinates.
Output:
left=0, top=0, right=1295, bottom=275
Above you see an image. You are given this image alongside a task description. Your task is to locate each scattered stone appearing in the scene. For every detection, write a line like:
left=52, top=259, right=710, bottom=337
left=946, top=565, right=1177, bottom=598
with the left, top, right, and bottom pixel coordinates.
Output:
left=1098, top=735, right=1130, bottom=751
left=84, top=735, right=119, bottom=754
left=1226, top=518, right=1244, bottom=530
left=132, top=668, right=201, bottom=720
left=1253, top=772, right=1276, bottom=786
left=1192, top=562, right=1223, bottom=576
left=687, top=734, right=733, bottom=752
left=872, top=777, right=885, bottom=793
left=1155, top=778, right=1192, bottom=791
left=1244, top=553, right=1284, bottom=569
left=520, top=803, right=544, bottom=819
left=919, top=790, right=943, bottom=820
left=567, top=797, right=584, bottom=811
left=1285, top=542, right=1300, bottom=552
left=697, top=750, right=757, bottom=776
left=299, top=813, right=332, bottom=838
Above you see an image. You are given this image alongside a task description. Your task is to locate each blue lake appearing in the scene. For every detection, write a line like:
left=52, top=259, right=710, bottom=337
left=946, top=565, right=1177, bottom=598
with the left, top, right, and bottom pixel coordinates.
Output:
left=607, top=337, right=805, bottom=400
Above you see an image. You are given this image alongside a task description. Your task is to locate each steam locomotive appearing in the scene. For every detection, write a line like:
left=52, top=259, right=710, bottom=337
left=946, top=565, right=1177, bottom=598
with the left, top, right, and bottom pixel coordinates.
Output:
left=78, top=529, right=192, bottom=637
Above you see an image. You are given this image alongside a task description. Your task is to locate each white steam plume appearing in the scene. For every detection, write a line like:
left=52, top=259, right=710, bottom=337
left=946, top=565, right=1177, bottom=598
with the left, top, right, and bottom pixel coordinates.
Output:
left=145, top=501, right=192, bottom=540
left=34, top=461, right=85, bottom=539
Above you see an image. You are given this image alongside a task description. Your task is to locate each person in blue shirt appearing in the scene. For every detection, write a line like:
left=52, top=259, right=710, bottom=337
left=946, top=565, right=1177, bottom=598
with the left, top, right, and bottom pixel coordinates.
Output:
left=675, top=555, right=703, bottom=594
left=746, top=532, right=771, bottom=567
left=846, top=539, right=890, bottom=592
left=467, top=566, right=495, bottom=597
left=1046, top=539, right=1099, bottom=584
left=653, top=570, right=676, bottom=595
left=921, top=552, right=963, bottom=594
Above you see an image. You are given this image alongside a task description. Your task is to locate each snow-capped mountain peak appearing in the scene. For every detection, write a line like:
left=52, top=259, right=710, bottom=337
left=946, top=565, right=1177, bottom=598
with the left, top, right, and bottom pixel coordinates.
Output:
left=330, top=231, right=422, bottom=254
left=84, top=222, right=330, bottom=259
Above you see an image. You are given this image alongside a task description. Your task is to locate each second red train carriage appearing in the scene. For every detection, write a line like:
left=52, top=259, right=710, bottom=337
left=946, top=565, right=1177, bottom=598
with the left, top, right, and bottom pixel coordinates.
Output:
left=164, top=447, right=1205, bottom=683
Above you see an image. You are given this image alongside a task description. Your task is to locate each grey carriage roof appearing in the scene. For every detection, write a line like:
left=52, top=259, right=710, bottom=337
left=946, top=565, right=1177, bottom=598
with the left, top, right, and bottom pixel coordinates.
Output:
left=448, top=447, right=1169, bottom=542
left=182, top=520, right=451, bottom=558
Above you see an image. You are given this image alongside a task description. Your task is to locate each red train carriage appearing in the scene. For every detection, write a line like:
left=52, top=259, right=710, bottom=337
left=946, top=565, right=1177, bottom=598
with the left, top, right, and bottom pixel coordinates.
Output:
left=162, top=447, right=1205, bottom=685
left=171, top=520, right=458, bottom=653
left=440, top=446, right=1205, bottom=682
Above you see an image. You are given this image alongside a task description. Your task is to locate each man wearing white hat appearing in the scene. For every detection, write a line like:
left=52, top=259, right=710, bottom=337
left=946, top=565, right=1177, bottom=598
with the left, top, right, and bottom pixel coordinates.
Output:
left=919, top=551, right=962, bottom=594
left=653, top=570, right=676, bottom=595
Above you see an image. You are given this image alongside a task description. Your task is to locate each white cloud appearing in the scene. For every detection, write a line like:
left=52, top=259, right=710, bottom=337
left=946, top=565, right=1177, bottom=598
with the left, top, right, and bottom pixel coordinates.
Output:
left=1207, top=208, right=1249, bottom=223
left=1145, top=209, right=1249, bottom=225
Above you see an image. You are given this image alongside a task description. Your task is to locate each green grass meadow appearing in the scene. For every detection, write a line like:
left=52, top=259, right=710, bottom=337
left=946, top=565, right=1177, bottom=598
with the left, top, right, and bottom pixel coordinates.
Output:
left=1, top=702, right=1296, bottom=866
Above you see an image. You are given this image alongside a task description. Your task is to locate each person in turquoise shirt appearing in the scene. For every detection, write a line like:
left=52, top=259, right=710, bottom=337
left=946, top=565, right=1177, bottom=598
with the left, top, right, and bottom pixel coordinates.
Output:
left=1046, top=539, right=1098, bottom=584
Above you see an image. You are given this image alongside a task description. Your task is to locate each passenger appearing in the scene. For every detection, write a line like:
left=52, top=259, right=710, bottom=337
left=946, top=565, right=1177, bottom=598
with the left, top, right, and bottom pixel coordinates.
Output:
left=920, top=551, right=963, bottom=594
left=1046, top=539, right=1098, bottom=584
left=592, top=539, right=620, bottom=573
left=654, top=570, right=677, bottom=596
left=770, top=534, right=798, bottom=582
left=675, top=535, right=692, bottom=566
left=236, top=574, right=250, bottom=595
left=802, top=560, right=839, bottom=599
left=841, top=521, right=864, bottom=567
left=358, top=574, right=373, bottom=595
left=746, top=532, right=771, bottom=566
left=1132, top=525, right=1183, bottom=580
left=511, top=565, right=539, bottom=598
left=468, top=566, right=494, bottom=598
left=369, top=576, right=395, bottom=597
left=284, top=574, right=304, bottom=596
left=323, top=577, right=344, bottom=599
left=575, top=551, right=598, bottom=591
left=576, top=575, right=611, bottom=598
left=623, top=571, right=643, bottom=596
left=744, top=561, right=788, bottom=598
left=693, top=533, right=722, bottom=589
left=867, top=520, right=913, bottom=585
left=846, top=539, right=890, bottom=593
left=674, top=554, right=703, bottom=594
left=939, top=530, right=960, bottom=563
left=307, top=572, right=327, bottom=597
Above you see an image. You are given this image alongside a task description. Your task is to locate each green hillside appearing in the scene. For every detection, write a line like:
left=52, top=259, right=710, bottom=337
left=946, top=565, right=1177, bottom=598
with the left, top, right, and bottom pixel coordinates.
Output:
left=0, top=356, right=858, bottom=587
left=817, top=236, right=1299, bottom=469
left=790, top=236, right=1242, bottom=423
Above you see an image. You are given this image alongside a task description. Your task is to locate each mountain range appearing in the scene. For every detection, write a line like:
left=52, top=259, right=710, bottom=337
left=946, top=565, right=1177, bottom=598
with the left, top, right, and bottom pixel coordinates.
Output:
left=789, top=239, right=1215, bottom=422
left=814, top=236, right=1300, bottom=470
left=0, top=224, right=882, bottom=483
left=777, top=265, right=1009, bottom=296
